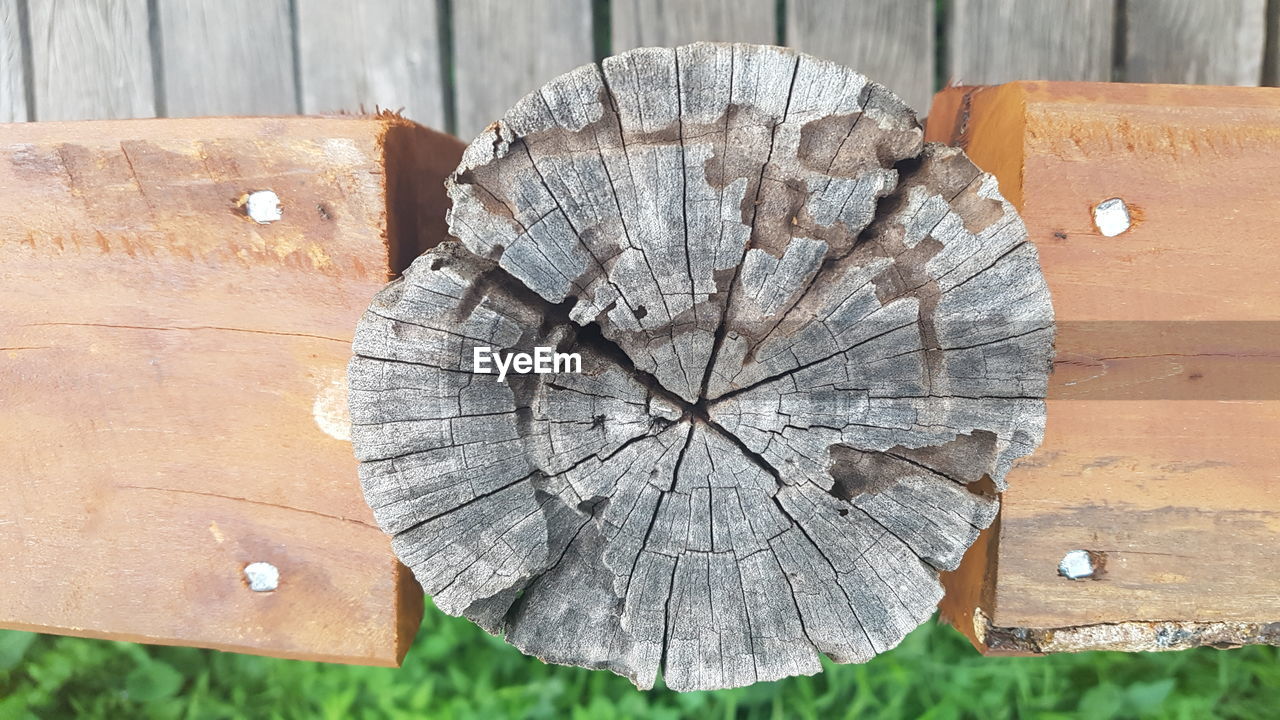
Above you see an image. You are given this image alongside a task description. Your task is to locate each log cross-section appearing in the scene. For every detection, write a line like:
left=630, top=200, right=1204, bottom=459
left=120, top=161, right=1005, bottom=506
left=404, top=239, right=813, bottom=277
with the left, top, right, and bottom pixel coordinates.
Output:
left=349, top=43, right=1054, bottom=691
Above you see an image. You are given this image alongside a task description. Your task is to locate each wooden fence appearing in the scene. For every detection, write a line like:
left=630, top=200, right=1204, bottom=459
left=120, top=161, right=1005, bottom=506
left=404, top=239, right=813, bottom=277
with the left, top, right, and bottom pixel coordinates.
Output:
left=2, top=0, right=1276, bottom=139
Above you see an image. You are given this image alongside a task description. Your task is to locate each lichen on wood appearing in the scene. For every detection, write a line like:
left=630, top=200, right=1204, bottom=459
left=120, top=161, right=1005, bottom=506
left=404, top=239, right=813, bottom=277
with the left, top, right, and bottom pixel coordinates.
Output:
left=349, top=42, right=1054, bottom=691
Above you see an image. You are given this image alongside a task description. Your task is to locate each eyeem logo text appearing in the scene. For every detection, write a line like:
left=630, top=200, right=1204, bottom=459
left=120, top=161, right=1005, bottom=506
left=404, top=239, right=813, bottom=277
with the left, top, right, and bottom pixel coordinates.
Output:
left=473, top=346, right=582, bottom=383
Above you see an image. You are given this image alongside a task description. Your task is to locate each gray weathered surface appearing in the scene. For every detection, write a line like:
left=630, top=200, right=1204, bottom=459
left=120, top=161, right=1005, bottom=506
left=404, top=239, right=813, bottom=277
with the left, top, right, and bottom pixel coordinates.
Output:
left=354, top=42, right=1052, bottom=691
left=5, top=2, right=1280, bottom=129
left=949, top=0, right=1114, bottom=84
left=786, top=0, right=935, bottom=115
left=156, top=0, right=297, bottom=116
left=0, top=0, right=26, bottom=121
left=28, top=0, right=154, bottom=120
left=452, top=0, right=594, bottom=139
left=1125, top=0, right=1265, bottom=85
left=296, top=0, right=445, bottom=128
left=1271, top=0, right=1280, bottom=86
left=612, top=0, right=776, bottom=50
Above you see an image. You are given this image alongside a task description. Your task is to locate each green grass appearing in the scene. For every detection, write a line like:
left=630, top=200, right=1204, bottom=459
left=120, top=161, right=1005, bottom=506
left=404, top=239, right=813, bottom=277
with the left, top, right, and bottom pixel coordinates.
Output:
left=1, top=600, right=1276, bottom=719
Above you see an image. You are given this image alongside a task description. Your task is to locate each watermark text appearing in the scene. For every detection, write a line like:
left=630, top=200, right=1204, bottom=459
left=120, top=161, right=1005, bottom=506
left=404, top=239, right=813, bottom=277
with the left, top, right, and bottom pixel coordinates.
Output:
left=473, top=346, right=582, bottom=382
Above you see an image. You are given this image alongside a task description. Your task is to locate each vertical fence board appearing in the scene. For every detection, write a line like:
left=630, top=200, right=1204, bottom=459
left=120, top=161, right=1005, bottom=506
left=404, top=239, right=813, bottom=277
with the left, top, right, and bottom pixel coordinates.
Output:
left=786, top=0, right=935, bottom=114
left=1126, top=0, right=1265, bottom=85
left=453, top=0, right=593, bottom=139
left=0, top=0, right=26, bottom=121
left=28, top=0, right=154, bottom=120
left=157, top=0, right=297, bottom=116
left=611, top=0, right=775, bottom=50
left=1269, top=0, right=1280, bottom=85
left=297, top=0, right=445, bottom=129
left=948, top=0, right=1113, bottom=86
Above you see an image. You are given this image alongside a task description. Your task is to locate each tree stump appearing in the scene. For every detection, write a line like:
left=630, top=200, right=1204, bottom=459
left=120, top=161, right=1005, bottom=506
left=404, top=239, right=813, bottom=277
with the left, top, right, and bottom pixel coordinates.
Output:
left=349, top=43, right=1054, bottom=691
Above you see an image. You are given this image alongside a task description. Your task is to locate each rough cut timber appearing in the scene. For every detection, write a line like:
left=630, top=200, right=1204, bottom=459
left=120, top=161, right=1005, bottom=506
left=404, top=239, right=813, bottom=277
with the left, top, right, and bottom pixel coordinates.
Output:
left=350, top=43, right=1054, bottom=691
left=0, top=115, right=463, bottom=665
left=929, top=81, right=1280, bottom=655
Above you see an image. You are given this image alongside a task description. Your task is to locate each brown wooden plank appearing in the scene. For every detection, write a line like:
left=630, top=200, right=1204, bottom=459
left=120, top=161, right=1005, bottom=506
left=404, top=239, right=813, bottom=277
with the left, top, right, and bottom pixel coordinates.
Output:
left=296, top=0, right=445, bottom=129
left=27, top=0, right=154, bottom=120
left=452, top=0, right=593, bottom=139
left=786, top=0, right=935, bottom=114
left=948, top=0, right=1113, bottom=85
left=0, top=115, right=466, bottom=664
left=930, top=81, right=1280, bottom=653
left=0, top=0, right=26, bottom=121
left=156, top=0, right=298, bottom=116
left=1125, top=0, right=1265, bottom=85
left=611, top=0, right=775, bottom=50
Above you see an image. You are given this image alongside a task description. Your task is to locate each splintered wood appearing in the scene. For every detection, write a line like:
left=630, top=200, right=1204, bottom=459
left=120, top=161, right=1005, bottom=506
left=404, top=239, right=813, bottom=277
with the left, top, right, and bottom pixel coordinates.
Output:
left=349, top=43, right=1054, bottom=690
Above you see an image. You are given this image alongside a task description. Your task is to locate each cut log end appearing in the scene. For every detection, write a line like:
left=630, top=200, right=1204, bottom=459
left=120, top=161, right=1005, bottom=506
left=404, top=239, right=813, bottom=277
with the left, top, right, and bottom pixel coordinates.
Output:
left=350, top=42, right=1054, bottom=691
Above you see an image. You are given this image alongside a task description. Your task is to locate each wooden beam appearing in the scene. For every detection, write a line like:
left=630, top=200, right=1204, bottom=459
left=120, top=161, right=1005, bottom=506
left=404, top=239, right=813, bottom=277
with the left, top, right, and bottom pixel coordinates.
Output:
left=0, top=114, right=464, bottom=665
left=930, top=81, right=1280, bottom=653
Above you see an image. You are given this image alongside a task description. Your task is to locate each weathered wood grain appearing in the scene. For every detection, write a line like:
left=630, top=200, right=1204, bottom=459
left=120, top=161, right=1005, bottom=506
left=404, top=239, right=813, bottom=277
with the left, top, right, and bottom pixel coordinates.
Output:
left=948, top=0, right=1114, bottom=85
left=1125, top=0, right=1265, bottom=85
left=296, top=0, right=445, bottom=129
left=611, top=0, right=775, bottom=50
left=0, top=115, right=465, bottom=665
left=27, top=0, right=154, bottom=120
left=930, top=81, right=1280, bottom=654
left=786, top=0, right=935, bottom=114
left=156, top=0, right=297, bottom=116
left=354, top=43, right=1053, bottom=690
left=0, top=0, right=26, bottom=121
left=452, top=0, right=594, bottom=139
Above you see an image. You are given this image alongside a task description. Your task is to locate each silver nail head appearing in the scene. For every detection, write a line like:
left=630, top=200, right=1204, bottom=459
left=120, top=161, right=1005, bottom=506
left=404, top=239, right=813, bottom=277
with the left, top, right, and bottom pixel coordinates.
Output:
left=245, top=190, right=283, bottom=224
left=1093, top=198, right=1131, bottom=237
left=244, top=562, right=279, bottom=592
left=1058, top=550, right=1095, bottom=580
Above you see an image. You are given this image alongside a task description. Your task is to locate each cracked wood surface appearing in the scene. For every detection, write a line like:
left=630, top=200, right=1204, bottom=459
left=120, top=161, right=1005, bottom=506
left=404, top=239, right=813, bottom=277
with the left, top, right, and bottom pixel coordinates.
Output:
left=351, top=43, right=1053, bottom=690
left=0, top=115, right=464, bottom=665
